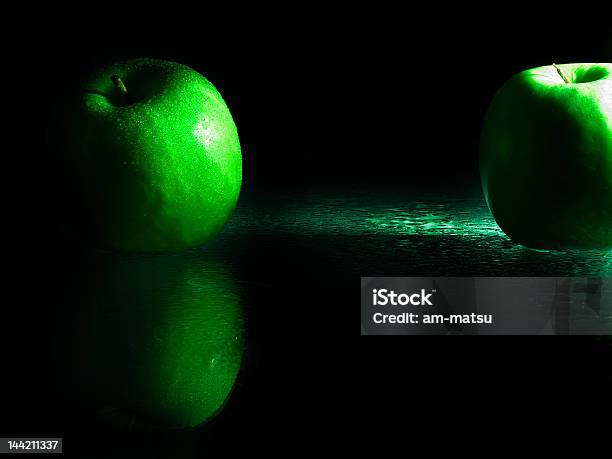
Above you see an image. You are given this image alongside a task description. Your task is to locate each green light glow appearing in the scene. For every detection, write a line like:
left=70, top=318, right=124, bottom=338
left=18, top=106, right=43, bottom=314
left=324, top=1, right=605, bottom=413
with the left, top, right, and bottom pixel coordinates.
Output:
left=362, top=206, right=501, bottom=238
left=72, top=251, right=244, bottom=429
left=220, top=191, right=612, bottom=276
left=234, top=194, right=504, bottom=238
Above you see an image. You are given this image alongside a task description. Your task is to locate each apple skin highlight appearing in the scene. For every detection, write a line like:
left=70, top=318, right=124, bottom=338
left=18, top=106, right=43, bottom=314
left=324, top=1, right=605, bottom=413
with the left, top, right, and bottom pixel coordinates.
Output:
left=68, top=58, right=242, bottom=252
left=480, top=63, right=612, bottom=249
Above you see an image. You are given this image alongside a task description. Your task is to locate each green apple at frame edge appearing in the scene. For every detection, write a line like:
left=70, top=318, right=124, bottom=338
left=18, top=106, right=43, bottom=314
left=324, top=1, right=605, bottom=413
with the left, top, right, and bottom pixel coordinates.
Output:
left=64, top=58, right=242, bottom=251
left=480, top=63, right=612, bottom=249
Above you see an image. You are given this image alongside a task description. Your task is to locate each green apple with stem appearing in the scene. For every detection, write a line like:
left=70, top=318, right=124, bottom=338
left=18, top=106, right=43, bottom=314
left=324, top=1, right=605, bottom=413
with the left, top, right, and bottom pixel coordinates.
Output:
left=480, top=62, right=612, bottom=249
left=65, top=58, right=241, bottom=251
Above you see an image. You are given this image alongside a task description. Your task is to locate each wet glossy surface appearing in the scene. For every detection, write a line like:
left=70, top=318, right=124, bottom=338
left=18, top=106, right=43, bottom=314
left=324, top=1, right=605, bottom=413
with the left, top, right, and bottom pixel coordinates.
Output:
left=9, top=186, right=612, bottom=457
left=208, top=187, right=612, bottom=277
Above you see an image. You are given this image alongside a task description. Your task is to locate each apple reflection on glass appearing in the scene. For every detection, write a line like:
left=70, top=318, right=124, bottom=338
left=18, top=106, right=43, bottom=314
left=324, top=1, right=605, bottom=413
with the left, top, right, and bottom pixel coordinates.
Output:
left=49, top=250, right=245, bottom=431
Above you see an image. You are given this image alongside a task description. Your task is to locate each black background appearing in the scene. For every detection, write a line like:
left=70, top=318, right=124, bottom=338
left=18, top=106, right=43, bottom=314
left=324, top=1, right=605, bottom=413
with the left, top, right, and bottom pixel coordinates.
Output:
left=2, top=9, right=612, bottom=456
left=35, top=22, right=612, bottom=190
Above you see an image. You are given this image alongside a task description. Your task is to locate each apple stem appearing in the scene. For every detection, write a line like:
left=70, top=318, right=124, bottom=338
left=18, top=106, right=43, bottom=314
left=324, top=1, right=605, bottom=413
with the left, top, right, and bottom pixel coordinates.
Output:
left=552, top=63, right=570, bottom=84
left=111, top=74, right=130, bottom=98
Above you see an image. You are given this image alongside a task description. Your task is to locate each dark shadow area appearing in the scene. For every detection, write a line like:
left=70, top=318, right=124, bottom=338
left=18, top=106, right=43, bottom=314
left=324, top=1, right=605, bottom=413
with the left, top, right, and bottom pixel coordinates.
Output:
left=2, top=15, right=611, bottom=456
left=3, top=186, right=612, bottom=456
